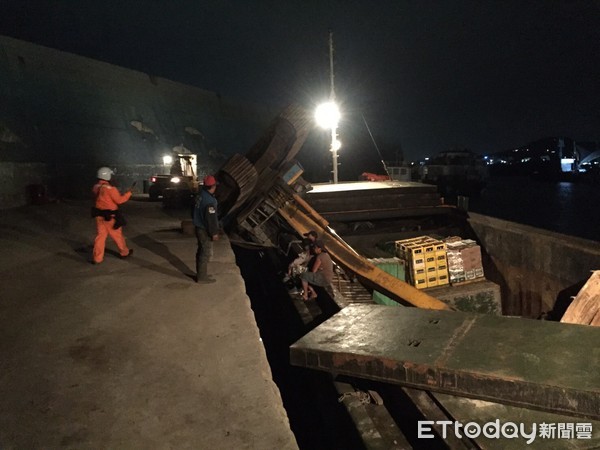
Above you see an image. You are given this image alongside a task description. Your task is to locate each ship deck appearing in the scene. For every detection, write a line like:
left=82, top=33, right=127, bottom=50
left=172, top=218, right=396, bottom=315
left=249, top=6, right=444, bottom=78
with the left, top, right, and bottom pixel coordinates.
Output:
left=308, top=180, right=433, bottom=193
left=306, top=181, right=450, bottom=222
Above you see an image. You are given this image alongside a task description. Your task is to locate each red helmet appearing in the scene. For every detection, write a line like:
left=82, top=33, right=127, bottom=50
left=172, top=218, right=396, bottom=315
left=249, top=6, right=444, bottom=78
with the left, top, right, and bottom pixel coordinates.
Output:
left=203, top=175, right=217, bottom=187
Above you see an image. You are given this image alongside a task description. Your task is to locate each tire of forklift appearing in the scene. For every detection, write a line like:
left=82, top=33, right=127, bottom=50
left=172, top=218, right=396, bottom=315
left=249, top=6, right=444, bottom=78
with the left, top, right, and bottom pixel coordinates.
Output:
left=148, top=185, right=160, bottom=201
left=163, top=188, right=194, bottom=209
left=162, top=188, right=177, bottom=208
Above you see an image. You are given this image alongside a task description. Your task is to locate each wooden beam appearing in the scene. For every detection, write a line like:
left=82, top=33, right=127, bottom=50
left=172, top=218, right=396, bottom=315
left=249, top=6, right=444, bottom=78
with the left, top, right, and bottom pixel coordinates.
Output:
left=561, top=270, right=600, bottom=326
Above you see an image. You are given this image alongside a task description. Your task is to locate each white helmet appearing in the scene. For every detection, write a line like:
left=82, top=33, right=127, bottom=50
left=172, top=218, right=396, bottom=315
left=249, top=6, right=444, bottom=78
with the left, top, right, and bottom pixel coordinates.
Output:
left=97, top=167, right=114, bottom=181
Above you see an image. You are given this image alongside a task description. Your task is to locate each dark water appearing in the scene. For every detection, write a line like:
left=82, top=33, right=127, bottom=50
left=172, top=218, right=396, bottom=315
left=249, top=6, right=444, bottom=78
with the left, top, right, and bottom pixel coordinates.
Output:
left=468, top=176, right=600, bottom=242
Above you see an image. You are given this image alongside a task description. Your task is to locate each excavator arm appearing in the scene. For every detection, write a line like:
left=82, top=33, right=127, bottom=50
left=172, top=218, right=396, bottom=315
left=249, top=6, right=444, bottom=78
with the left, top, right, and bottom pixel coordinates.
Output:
left=278, top=201, right=451, bottom=311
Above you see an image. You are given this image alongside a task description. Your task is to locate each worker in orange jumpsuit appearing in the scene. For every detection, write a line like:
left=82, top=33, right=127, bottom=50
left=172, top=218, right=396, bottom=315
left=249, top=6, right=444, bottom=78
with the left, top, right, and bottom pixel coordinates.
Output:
left=91, top=166, right=133, bottom=264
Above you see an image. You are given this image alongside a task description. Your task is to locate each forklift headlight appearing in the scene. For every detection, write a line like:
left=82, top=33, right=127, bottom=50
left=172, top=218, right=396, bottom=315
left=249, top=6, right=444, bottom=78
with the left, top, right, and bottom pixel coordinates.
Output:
left=171, top=177, right=181, bottom=184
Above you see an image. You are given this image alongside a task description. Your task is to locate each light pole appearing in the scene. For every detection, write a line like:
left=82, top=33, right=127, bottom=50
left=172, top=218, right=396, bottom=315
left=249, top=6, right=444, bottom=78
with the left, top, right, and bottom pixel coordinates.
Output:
left=315, top=31, right=341, bottom=183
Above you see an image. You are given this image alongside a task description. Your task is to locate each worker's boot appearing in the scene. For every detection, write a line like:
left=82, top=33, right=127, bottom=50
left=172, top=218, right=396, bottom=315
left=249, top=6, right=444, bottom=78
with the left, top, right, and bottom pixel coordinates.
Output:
left=196, top=274, right=216, bottom=284
left=196, top=263, right=215, bottom=284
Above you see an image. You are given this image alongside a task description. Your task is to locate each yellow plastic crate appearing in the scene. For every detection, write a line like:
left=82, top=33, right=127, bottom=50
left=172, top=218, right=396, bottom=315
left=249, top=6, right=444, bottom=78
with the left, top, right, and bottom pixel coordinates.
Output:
left=437, top=273, right=450, bottom=285
left=414, top=276, right=427, bottom=289
left=405, top=242, right=424, bottom=254
left=411, top=267, right=426, bottom=277
left=422, top=243, right=435, bottom=254
left=408, top=255, right=425, bottom=270
left=397, top=237, right=447, bottom=270
left=406, top=245, right=426, bottom=268
left=434, top=242, right=446, bottom=252
left=426, top=275, right=439, bottom=287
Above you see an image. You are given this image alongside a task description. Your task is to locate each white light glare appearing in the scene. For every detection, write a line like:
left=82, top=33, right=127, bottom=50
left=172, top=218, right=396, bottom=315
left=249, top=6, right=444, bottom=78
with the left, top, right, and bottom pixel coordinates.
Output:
left=171, top=177, right=181, bottom=184
left=163, top=155, right=173, bottom=165
left=332, top=139, right=342, bottom=151
left=315, top=102, right=340, bottom=129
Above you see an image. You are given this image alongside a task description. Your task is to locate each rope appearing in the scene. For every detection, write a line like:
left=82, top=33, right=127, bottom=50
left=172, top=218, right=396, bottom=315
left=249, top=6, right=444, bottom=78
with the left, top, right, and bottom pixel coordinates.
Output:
left=361, top=113, right=391, bottom=179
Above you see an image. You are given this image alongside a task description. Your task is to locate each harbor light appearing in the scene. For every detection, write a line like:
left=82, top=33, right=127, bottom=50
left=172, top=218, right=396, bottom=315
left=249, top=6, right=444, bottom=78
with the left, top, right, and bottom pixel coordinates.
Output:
left=315, top=101, right=341, bottom=183
left=162, top=154, right=173, bottom=165
left=315, top=101, right=340, bottom=130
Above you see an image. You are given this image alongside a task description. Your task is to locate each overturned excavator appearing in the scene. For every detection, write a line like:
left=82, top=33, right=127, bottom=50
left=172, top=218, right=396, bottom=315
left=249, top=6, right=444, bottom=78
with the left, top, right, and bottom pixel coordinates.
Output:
left=210, top=105, right=600, bottom=446
left=214, top=104, right=449, bottom=311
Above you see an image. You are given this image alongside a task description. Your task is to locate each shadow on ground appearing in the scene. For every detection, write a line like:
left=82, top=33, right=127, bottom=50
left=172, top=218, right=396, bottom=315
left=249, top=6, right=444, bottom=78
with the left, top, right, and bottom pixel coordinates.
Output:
left=131, top=233, right=193, bottom=279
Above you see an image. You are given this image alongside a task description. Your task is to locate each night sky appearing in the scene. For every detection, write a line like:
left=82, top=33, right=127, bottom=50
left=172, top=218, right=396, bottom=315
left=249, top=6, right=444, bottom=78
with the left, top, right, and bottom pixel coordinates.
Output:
left=2, top=1, right=599, bottom=165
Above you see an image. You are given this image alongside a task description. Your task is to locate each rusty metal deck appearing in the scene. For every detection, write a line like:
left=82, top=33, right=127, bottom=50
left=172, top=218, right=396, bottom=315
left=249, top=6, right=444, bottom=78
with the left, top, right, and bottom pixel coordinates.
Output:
left=290, top=305, right=600, bottom=419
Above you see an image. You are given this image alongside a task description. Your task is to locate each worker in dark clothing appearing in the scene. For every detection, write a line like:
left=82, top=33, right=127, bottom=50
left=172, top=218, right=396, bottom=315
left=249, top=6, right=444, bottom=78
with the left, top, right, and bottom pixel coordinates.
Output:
left=193, top=175, right=219, bottom=283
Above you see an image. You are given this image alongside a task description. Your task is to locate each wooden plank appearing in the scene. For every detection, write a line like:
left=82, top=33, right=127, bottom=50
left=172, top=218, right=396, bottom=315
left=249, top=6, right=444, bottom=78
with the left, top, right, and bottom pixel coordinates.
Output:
left=561, top=270, right=600, bottom=326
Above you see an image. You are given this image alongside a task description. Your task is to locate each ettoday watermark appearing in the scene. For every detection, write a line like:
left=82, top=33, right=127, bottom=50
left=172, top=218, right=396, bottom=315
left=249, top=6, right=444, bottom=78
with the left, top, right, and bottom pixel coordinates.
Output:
left=418, top=420, right=593, bottom=444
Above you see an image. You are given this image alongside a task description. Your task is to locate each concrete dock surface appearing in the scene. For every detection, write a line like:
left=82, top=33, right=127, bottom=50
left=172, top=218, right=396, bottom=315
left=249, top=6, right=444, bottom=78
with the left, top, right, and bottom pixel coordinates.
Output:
left=0, top=198, right=297, bottom=449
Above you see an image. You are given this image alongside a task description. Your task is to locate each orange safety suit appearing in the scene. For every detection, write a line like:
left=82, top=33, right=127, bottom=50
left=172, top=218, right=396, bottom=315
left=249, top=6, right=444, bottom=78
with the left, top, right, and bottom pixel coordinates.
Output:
left=92, top=180, right=132, bottom=263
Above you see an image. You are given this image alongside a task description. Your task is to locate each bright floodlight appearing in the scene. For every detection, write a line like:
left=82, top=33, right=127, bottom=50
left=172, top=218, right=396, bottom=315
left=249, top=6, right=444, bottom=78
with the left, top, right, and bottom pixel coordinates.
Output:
left=315, top=102, right=340, bottom=129
left=162, top=155, right=173, bottom=165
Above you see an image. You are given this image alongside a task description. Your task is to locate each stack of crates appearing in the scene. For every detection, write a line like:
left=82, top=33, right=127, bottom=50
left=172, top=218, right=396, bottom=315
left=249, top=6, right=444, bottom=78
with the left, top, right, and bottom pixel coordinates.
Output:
left=445, top=238, right=485, bottom=283
left=395, top=236, right=449, bottom=289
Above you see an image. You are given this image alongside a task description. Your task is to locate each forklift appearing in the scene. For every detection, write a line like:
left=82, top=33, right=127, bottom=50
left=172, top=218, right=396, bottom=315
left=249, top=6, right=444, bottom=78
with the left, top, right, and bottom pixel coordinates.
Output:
left=148, top=152, right=199, bottom=208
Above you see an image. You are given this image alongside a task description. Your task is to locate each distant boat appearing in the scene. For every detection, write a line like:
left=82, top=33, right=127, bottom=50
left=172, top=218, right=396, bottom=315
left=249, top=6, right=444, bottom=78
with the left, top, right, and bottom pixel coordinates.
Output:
left=418, top=150, right=488, bottom=197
